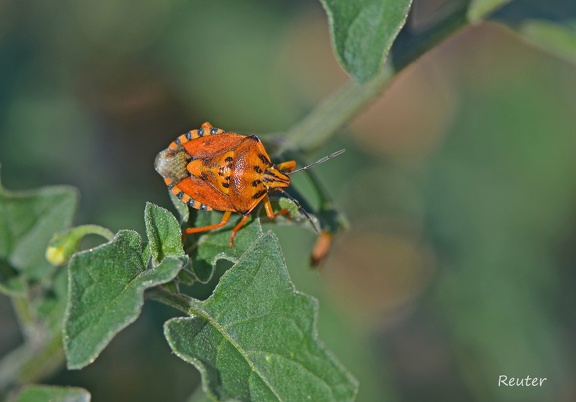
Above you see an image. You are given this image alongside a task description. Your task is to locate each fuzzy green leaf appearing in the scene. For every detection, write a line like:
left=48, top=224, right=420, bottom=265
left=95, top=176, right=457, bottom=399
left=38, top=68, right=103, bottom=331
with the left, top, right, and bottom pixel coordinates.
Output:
left=320, top=0, right=412, bottom=82
left=16, top=385, right=90, bottom=402
left=145, top=202, right=185, bottom=266
left=63, top=230, right=184, bottom=369
left=165, top=232, right=358, bottom=401
left=0, top=175, right=77, bottom=283
left=189, top=212, right=264, bottom=283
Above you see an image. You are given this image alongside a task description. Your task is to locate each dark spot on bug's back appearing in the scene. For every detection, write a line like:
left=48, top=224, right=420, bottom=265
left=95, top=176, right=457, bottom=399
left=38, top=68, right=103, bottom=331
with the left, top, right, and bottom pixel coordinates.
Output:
left=227, top=163, right=233, bottom=169
left=167, top=183, right=175, bottom=190
left=254, top=165, right=263, bottom=173
left=197, top=128, right=205, bottom=137
left=225, top=156, right=233, bottom=162
left=186, top=132, right=192, bottom=140
left=253, top=189, right=267, bottom=199
left=200, top=204, right=207, bottom=210
left=258, top=154, right=270, bottom=165
left=187, top=198, right=196, bottom=207
left=222, top=182, right=229, bottom=188
left=248, top=134, right=260, bottom=142
left=174, top=137, right=181, bottom=145
left=210, top=128, right=218, bottom=134
left=252, top=180, right=261, bottom=187
left=176, top=191, right=184, bottom=200
left=225, top=175, right=230, bottom=181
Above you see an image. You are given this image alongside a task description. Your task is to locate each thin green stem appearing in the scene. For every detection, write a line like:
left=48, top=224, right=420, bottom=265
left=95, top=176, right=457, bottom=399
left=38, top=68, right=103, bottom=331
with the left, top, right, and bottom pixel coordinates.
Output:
left=17, top=332, right=65, bottom=384
left=75, top=224, right=115, bottom=241
left=11, top=296, right=37, bottom=341
left=145, top=286, right=196, bottom=315
left=0, top=332, right=65, bottom=392
left=281, top=67, right=393, bottom=153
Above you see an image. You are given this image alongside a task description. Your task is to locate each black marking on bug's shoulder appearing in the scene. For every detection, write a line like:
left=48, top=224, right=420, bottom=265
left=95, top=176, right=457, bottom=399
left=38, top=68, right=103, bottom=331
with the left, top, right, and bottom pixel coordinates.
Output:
left=210, top=127, right=219, bottom=135
left=263, top=170, right=281, bottom=182
left=200, top=203, right=208, bottom=210
left=254, top=165, right=263, bottom=174
left=197, top=128, right=205, bottom=137
left=252, top=189, right=267, bottom=200
left=176, top=191, right=184, bottom=200
left=186, top=131, right=193, bottom=141
left=174, top=137, right=182, bottom=146
left=258, top=153, right=270, bottom=165
left=248, top=134, right=260, bottom=142
left=252, top=179, right=262, bottom=187
left=187, top=198, right=196, bottom=207
left=222, top=182, right=230, bottom=188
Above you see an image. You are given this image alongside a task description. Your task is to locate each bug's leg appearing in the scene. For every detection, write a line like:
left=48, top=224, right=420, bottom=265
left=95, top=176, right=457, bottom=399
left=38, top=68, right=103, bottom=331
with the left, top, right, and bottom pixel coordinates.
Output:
left=182, top=211, right=233, bottom=240
left=263, top=195, right=291, bottom=221
left=276, top=160, right=296, bottom=173
left=229, top=215, right=250, bottom=247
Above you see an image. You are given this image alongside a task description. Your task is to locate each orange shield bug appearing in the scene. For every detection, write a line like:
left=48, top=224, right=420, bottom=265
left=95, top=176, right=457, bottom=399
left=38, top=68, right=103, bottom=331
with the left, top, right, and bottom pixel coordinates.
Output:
left=155, top=122, right=344, bottom=247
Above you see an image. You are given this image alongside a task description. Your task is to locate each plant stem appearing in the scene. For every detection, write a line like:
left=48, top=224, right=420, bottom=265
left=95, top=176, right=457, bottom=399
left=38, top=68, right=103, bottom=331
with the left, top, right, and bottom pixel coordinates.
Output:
left=0, top=333, right=64, bottom=392
left=281, top=66, right=393, bottom=153
left=75, top=224, right=115, bottom=241
left=145, top=286, right=196, bottom=314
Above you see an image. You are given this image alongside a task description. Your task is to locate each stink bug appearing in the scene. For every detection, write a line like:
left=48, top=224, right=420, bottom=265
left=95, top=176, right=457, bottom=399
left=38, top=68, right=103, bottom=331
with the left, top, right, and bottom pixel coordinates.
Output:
left=155, top=122, right=344, bottom=247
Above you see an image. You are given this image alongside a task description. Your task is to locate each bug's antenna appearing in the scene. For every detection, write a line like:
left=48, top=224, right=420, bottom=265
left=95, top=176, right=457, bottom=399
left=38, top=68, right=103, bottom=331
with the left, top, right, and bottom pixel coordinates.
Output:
left=287, top=149, right=346, bottom=175
left=277, top=188, right=319, bottom=235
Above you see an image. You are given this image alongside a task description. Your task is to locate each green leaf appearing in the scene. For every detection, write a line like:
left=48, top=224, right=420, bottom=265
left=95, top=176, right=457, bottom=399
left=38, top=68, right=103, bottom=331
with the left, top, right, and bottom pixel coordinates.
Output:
left=63, top=230, right=184, bottom=369
left=189, top=212, right=264, bottom=283
left=320, top=0, right=412, bottom=82
left=145, top=202, right=185, bottom=266
left=0, top=173, right=78, bottom=281
left=468, top=0, right=511, bottom=22
left=164, top=232, right=358, bottom=401
left=16, top=385, right=90, bottom=402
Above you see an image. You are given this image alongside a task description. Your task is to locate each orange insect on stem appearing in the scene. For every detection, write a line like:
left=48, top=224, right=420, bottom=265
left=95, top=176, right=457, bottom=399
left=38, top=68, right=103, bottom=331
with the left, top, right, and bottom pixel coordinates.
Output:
left=155, top=122, right=344, bottom=247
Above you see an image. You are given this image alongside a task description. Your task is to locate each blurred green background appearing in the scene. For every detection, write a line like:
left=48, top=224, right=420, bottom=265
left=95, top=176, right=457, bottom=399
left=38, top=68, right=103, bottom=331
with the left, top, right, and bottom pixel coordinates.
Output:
left=1, top=1, right=576, bottom=401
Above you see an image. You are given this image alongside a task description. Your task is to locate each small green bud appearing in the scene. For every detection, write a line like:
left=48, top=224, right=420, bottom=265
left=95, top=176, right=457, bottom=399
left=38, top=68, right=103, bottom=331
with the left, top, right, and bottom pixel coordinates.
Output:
left=46, top=225, right=114, bottom=266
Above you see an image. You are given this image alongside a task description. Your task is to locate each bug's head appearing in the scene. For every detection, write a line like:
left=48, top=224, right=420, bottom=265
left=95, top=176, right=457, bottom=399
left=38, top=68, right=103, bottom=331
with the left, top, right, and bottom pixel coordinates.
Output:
left=277, top=149, right=346, bottom=235
left=263, top=166, right=291, bottom=191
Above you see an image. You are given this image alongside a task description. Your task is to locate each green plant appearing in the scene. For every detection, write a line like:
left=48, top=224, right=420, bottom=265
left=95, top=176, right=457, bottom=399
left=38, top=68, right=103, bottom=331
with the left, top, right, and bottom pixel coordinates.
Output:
left=1, top=0, right=574, bottom=400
